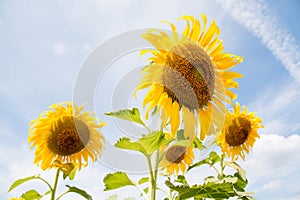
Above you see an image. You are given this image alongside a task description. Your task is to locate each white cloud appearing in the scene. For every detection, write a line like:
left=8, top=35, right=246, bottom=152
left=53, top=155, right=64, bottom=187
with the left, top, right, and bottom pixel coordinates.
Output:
left=53, top=41, right=69, bottom=55
left=243, top=134, right=300, bottom=199
left=215, top=0, right=300, bottom=84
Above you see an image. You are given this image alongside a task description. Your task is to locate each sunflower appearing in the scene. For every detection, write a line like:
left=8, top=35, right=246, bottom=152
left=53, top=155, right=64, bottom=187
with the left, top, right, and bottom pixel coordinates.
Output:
left=160, top=133, right=194, bottom=175
left=28, top=102, right=105, bottom=170
left=136, top=14, right=243, bottom=141
left=9, top=198, right=25, bottom=200
left=217, top=102, right=263, bottom=160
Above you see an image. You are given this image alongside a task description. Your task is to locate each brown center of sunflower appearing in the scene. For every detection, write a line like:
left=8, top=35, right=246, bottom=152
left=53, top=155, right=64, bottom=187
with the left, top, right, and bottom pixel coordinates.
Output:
left=162, top=42, right=215, bottom=110
left=165, top=145, right=187, bottom=164
left=47, top=116, right=91, bottom=156
left=225, top=117, right=251, bottom=146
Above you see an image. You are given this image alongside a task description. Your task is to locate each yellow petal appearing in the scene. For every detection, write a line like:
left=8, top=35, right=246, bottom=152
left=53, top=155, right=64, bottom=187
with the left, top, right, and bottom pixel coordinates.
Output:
left=182, top=106, right=196, bottom=140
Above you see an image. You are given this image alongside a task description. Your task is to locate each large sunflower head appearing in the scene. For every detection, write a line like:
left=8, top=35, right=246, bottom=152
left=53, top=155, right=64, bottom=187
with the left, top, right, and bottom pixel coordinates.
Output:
left=28, top=102, right=105, bottom=170
left=159, top=133, right=194, bottom=175
left=136, top=14, right=243, bottom=141
left=217, top=102, right=263, bottom=160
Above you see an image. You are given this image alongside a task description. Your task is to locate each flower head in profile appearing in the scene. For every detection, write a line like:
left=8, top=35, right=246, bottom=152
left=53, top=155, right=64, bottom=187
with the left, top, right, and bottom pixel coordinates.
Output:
left=217, top=102, right=263, bottom=160
left=28, top=102, right=105, bottom=170
left=136, top=15, right=243, bottom=141
left=159, top=133, right=194, bottom=175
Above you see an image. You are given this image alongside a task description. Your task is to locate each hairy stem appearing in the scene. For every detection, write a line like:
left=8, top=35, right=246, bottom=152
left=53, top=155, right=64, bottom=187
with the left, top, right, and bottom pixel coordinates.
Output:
left=51, top=169, right=60, bottom=200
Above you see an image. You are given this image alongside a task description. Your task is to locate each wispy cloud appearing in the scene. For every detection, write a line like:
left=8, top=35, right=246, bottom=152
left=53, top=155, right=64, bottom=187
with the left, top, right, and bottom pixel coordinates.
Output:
left=250, top=81, right=300, bottom=136
left=215, top=0, right=300, bottom=84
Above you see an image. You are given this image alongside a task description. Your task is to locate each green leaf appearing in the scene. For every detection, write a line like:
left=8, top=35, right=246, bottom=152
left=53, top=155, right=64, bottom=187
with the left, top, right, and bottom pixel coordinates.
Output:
left=138, top=177, right=149, bottom=185
left=8, top=176, right=40, bottom=192
left=224, top=161, right=247, bottom=180
left=115, top=137, right=146, bottom=154
left=233, top=173, right=248, bottom=192
left=192, top=138, right=205, bottom=151
left=209, top=152, right=221, bottom=165
left=137, top=131, right=171, bottom=154
left=105, top=108, right=146, bottom=127
left=115, top=131, right=171, bottom=155
left=103, top=172, right=134, bottom=191
left=106, top=194, right=118, bottom=200
left=175, top=175, right=189, bottom=186
left=166, top=181, right=237, bottom=200
left=21, top=190, right=42, bottom=200
left=66, top=185, right=92, bottom=200
left=188, top=151, right=220, bottom=171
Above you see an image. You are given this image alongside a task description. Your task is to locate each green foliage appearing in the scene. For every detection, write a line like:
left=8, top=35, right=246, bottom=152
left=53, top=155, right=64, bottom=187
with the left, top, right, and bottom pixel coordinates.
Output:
left=106, top=194, right=118, bottom=200
left=175, top=175, right=189, bottom=186
left=8, top=176, right=41, bottom=192
left=103, top=172, right=134, bottom=191
left=192, top=138, right=206, bottom=151
left=138, top=177, right=149, bottom=185
left=188, top=151, right=221, bottom=171
left=115, top=131, right=171, bottom=155
left=21, top=190, right=42, bottom=200
left=105, top=108, right=146, bottom=128
left=166, top=181, right=237, bottom=200
left=66, top=185, right=93, bottom=200
left=224, top=161, right=246, bottom=180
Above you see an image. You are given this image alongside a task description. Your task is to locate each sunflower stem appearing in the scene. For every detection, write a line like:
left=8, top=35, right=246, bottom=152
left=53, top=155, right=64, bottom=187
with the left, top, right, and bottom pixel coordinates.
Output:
left=146, top=156, right=155, bottom=200
left=51, top=169, right=60, bottom=200
left=218, top=154, right=225, bottom=179
left=151, top=150, right=160, bottom=200
left=168, top=175, right=173, bottom=200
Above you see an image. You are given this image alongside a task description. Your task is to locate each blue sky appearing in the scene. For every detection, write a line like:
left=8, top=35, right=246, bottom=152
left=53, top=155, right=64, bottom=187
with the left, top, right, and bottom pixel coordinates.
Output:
left=1, top=0, right=300, bottom=199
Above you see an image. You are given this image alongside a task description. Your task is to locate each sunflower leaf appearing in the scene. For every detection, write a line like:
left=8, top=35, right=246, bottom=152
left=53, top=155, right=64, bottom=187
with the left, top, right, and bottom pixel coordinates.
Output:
left=115, top=137, right=147, bottom=154
left=8, top=176, right=41, bottom=192
left=137, top=131, right=171, bottom=155
left=138, top=177, right=149, bottom=185
left=66, top=185, right=92, bottom=200
left=224, top=161, right=246, bottom=180
left=115, top=131, right=171, bottom=155
left=175, top=175, right=189, bottom=186
left=233, top=173, right=248, bottom=192
left=21, top=190, right=42, bottom=200
left=188, top=151, right=220, bottom=171
left=166, top=180, right=237, bottom=199
left=106, top=194, right=118, bottom=200
left=103, top=172, right=134, bottom=191
left=105, top=108, right=146, bottom=128
left=192, top=138, right=205, bottom=151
